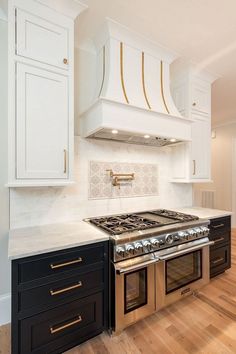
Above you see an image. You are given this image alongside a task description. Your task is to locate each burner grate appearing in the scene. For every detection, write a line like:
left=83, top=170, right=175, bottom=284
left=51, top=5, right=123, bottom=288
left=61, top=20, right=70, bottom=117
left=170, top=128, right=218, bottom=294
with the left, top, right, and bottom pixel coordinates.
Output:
left=89, top=214, right=163, bottom=235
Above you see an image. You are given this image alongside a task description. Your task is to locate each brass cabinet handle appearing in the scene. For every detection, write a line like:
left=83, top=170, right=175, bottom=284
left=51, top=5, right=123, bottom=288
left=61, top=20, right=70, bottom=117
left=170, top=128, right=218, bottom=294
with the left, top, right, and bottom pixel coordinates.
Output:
left=212, top=223, right=225, bottom=229
left=63, top=58, right=68, bottom=65
left=193, top=160, right=196, bottom=175
left=50, top=281, right=82, bottom=296
left=211, top=257, right=224, bottom=265
left=50, top=315, right=82, bottom=334
left=63, top=149, right=67, bottom=174
left=192, top=102, right=196, bottom=106
left=214, top=237, right=225, bottom=243
left=50, top=257, right=82, bottom=270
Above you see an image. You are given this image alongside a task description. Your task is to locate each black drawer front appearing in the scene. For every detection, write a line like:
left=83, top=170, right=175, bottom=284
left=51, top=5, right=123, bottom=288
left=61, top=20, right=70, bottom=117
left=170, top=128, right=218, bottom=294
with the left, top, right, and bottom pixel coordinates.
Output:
left=209, top=216, right=231, bottom=238
left=19, top=244, right=105, bottom=284
left=19, top=268, right=103, bottom=312
left=210, top=244, right=231, bottom=278
left=210, top=231, right=230, bottom=247
left=20, top=292, right=103, bottom=354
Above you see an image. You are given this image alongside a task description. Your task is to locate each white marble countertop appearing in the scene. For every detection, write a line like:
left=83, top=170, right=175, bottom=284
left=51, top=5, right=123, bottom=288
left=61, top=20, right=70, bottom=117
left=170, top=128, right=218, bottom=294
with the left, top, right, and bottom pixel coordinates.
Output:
left=175, top=206, right=233, bottom=220
left=8, top=221, right=109, bottom=260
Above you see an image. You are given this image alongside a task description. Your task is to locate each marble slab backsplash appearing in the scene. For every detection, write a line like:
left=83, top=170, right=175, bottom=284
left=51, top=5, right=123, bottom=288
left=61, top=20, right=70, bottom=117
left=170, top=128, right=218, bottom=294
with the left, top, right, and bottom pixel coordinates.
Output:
left=10, top=137, right=193, bottom=229
left=89, top=161, right=158, bottom=199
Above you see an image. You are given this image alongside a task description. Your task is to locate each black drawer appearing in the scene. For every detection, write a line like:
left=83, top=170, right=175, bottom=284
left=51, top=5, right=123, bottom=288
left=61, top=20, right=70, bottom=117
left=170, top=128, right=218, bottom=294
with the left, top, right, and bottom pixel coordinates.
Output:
left=209, top=216, right=231, bottom=238
left=210, top=231, right=230, bottom=247
left=20, top=292, right=103, bottom=354
left=18, top=243, right=105, bottom=284
left=19, top=268, right=104, bottom=313
left=210, top=244, right=231, bottom=278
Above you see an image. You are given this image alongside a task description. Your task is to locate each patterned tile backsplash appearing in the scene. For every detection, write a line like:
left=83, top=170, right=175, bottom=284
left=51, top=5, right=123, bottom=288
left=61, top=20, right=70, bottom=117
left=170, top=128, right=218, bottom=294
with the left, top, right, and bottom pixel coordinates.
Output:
left=89, top=161, right=159, bottom=199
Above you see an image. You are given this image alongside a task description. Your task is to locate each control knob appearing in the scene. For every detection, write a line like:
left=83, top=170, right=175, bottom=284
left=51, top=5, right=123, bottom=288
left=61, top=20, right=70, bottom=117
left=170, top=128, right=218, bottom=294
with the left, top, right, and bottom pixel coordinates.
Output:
left=125, top=244, right=135, bottom=255
left=134, top=242, right=143, bottom=252
left=194, top=227, right=202, bottom=237
left=165, top=234, right=174, bottom=245
left=142, top=240, right=152, bottom=251
left=201, top=226, right=209, bottom=236
left=116, top=246, right=125, bottom=257
left=150, top=238, right=160, bottom=248
left=178, top=231, right=188, bottom=240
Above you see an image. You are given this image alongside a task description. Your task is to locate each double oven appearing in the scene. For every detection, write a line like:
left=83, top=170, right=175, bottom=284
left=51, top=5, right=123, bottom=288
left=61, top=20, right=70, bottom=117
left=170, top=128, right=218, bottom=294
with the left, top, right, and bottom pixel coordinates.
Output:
left=86, top=209, right=213, bottom=333
left=113, top=238, right=213, bottom=332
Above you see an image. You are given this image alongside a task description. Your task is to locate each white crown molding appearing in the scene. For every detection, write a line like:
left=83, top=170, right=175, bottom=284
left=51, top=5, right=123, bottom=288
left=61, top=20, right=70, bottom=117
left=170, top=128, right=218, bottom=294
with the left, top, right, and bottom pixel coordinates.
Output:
left=212, top=119, right=236, bottom=129
left=34, top=0, right=88, bottom=20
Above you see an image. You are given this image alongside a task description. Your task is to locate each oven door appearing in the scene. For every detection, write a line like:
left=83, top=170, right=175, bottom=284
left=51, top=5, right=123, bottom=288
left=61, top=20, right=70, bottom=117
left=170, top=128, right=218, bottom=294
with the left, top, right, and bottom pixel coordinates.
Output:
left=155, top=239, right=214, bottom=310
left=114, top=255, right=156, bottom=332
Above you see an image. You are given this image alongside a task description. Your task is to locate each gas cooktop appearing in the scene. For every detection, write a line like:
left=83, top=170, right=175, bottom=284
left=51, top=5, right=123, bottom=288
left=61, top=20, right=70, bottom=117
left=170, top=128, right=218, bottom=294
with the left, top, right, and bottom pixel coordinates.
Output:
left=87, top=209, right=199, bottom=235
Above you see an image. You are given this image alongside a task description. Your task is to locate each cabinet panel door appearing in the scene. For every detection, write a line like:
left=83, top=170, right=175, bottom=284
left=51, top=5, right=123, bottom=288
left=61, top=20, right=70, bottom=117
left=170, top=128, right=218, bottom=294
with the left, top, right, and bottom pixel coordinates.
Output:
left=16, top=63, right=69, bottom=179
left=191, top=118, right=211, bottom=179
left=16, top=9, right=69, bottom=69
left=191, top=79, right=211, bottom=116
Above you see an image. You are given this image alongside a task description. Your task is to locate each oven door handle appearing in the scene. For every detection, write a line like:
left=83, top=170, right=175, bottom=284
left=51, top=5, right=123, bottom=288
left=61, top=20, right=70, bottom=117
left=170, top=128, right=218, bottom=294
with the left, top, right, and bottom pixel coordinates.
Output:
left=115, top=258, right=157, bottom=275
left=158, top=241, right=215, bottom=261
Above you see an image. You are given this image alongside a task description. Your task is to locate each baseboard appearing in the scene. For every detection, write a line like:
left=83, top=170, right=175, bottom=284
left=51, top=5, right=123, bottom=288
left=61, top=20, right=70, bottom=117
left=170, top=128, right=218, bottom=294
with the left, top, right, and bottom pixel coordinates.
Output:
left=0, top=293, right=11, bottom=325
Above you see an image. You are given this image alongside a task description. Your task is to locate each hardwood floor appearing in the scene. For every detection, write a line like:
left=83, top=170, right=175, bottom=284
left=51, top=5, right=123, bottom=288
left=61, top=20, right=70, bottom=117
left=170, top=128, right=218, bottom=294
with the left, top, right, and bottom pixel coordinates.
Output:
left=1, top=232, right=235, bottom=354
left=66, top=232, right=236, bottom=354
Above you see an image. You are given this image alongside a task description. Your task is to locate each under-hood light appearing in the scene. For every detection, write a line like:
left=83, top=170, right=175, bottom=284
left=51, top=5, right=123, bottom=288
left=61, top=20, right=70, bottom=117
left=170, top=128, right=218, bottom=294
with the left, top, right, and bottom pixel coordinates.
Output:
left=144, top=134, right=150, bottom=139
left=169, top=138, right=177, bottom=143
left=112, top=129, right=118, bottom=134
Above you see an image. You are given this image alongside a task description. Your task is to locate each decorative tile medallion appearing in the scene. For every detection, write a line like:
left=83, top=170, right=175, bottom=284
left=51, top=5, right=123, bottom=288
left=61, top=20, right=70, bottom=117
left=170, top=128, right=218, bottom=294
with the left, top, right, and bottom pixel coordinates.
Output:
left=89, top=161, right=159, bottom=199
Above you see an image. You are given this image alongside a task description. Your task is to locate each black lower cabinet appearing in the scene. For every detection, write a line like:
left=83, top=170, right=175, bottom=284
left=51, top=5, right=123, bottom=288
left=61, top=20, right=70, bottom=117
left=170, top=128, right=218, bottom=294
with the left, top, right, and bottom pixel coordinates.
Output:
left=209, top=216, right=231, bottom=278
left=21, top=293, right=103, bottom=354
left=12, top=241, right=109, bottom=354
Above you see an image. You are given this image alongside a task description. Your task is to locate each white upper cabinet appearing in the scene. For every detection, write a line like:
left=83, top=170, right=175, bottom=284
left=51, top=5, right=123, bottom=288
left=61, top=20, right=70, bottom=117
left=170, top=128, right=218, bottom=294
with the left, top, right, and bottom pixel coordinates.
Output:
left=191, top=79, right=211, bottom=116
left=170, top=60, right=216, bottom=183
left=16, top=9, right=69, bottom=70
left=16, top=63, right=69, bottom=179
left=7, top=0, right=86, bottom=187
left=190, top=116, right=211, bottom=179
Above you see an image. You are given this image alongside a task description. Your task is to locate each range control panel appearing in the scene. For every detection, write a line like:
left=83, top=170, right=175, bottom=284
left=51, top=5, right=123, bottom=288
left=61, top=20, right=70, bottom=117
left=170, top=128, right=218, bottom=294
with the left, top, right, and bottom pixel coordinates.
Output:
left=113, top=226, right=209, bottom=261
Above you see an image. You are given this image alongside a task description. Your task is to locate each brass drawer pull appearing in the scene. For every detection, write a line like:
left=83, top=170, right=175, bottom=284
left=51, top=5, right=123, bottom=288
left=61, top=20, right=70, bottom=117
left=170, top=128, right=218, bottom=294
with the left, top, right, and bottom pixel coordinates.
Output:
left=63, top=58, right=68, bottom=65
left=63, top=149, right=67, bottom=174
left=212, top=223, right=225, bottom=229
left=192, top=102, right=196, bottom=106
left=214, top=237, right=225, bottom=243
left=50, top=281, right=82, bottom=296
left=50, top=315, right=82, bottom=334
left=50, top=257, right=82, bottom=270
left=193, top=160, right=196, bottom=175
left=212, top=257, right=224, bottom=265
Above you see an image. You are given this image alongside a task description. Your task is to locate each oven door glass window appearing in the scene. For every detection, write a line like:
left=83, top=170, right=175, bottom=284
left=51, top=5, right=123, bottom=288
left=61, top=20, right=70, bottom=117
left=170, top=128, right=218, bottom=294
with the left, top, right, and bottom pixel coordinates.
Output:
left=124, top=268, right=147, bottom=313
left=166, top=250, right=202, bottom=294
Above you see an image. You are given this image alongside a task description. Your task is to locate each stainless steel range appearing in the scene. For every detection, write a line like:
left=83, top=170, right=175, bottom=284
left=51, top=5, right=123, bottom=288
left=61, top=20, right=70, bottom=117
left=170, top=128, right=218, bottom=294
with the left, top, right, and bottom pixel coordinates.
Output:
left=86, top=209, right=214, bottom=332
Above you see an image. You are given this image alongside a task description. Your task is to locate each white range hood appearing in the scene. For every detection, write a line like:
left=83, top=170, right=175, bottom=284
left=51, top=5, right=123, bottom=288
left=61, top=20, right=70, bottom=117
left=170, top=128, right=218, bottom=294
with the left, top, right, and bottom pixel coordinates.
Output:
left=80, top=19, right=192, bottom=147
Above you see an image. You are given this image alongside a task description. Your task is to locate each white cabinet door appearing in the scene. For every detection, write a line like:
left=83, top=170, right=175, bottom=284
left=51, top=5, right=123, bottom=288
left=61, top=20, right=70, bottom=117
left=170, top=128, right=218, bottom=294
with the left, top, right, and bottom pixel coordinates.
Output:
left=16, top=63, right=69, bottom=179
left=191, top=79, right=211, bottom=116
left=191, top=117, right=211, bottom=179
left=16, top=9, right=69, bottom=69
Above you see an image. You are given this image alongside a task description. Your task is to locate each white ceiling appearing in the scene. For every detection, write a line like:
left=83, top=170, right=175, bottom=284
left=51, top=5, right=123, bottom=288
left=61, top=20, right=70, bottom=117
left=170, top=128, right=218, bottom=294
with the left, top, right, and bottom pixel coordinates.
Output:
left=75, top=0, right=236, bottom=126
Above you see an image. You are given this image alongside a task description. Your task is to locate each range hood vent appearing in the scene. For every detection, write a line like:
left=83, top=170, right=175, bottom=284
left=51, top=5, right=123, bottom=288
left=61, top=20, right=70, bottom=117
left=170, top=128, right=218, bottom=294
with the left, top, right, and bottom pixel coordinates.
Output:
left=90, top=128, right=182, bottom=147
left=80, top=19, right=192, bottom=146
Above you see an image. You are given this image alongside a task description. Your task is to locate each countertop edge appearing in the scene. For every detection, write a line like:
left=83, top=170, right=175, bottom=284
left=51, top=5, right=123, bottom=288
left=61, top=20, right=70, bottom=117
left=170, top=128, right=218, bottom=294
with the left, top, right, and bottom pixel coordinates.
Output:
left=8, top=235, right=109, bottom=260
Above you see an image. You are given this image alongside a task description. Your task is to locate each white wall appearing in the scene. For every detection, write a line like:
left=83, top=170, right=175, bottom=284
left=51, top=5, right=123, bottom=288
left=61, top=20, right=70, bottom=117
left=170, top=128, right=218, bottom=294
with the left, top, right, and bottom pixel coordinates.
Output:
left=194, top=122, right=236, bottom=225
left=0, top=17, right=11, bottom=325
